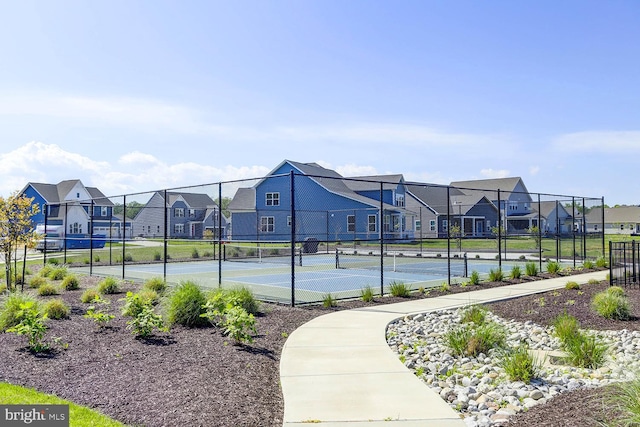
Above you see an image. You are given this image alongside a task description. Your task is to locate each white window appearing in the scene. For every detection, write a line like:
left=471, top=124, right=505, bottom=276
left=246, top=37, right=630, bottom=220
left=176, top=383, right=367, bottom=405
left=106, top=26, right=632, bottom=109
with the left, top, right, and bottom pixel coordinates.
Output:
left=266, top=193, right=280, bottom=206
left=101, top=206, right=108, bottom=216
left=69, top=223, right=82, bottom=234
left=175, top=224, right=184, bottom=234
left=383, top=215, right=390, bottom=232
left=395, top=194, right=405, bottom=207
left=415, top=219, right=421, bottom=231
left=175, top=208, right=185, bottom=217
left=261, top=216, right=275, bottom=233
left=368, top=215, right=377, bottom=232
left=430, top=220, right=436, bottom=232
left=189, top=209, right=196, bottom=217
left=347, top=215, right=356, bottom=232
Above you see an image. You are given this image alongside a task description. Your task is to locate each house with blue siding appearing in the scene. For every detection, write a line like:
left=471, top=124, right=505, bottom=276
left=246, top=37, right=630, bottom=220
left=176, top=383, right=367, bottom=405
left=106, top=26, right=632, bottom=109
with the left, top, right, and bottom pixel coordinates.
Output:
left=132, top=191, right=228, bottom=239
left=228, top=160, right=414, bottom=242
left=19, top=179, right=129, bottom=239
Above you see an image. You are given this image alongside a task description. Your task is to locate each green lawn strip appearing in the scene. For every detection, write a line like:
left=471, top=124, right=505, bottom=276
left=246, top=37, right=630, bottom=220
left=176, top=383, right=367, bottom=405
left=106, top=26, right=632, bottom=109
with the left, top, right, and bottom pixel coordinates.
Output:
left=0, top=382, right=127, bottom=427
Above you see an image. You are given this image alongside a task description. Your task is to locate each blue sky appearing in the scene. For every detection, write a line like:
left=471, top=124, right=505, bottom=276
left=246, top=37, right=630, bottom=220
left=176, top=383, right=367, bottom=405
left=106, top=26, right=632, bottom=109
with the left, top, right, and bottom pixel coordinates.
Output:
left=0, top=0, right=639, bottom=204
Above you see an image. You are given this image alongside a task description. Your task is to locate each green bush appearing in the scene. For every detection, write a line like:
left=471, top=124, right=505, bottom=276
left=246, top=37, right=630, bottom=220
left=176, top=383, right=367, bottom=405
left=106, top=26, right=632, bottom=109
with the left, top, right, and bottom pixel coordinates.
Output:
left=220, top=305, right=256, bottom=345
left=0, top=292, right=40, bottom=331
left=153, top=251, right=162, bottom=261
left=139, top=289, right=159, bottom=306
left=97, top=277, right=121, bottom=295
left=6, top=300, right=49, bottom=352
left=606, top=377, right=640, bottom=426
left=360, top=285, right=374, bottom=302
left=500, top=345, right=541, bottom=383
left=607, top=286, right=626, bottom=297
left=525, top=262, right=538, bottom=277
left=191, top=248, right=200, bottom=259
left=43, top=298, right=70, bottom=320
left=126, top=303, right=167, bottom=338
left=143, top=277, right=167, bottom=294
left=510, top=265, right=522, bottom=280
left=389, top=281, right=410, bottom=297
left=121, top=291, right=148, bottom=318
left=80, top=288, right=100, bottom=303
left=166, top=281, right=207, bottom=327
left=488, top=268, right=504, bottom=282
left=592, top=291, right=630, bottom=320
left=582, top=260, right=595, bottom=270
left=224, top=286, right=260, bottom=315
left=562, top=332, right=608, bottom=369
left=439, top=282, right=450, bottom=293
left=47, top=258, right=60, bottom=266
left=469, top=270, right=480, bottom=286
left=565, top=281, right=580, bottom=290
left=322, top=293, right=337, bottom=308
left=37, top=283, right=59, bottom=296
left=553, top=312, right=580, bottom=343
left=444, top=321, right=506, bottom=357
left=47, top=266, right=68, bottom=281
left=546, top=261, right=561, bottom=274
left=84, top=297, right=114, bottom=329
left=460, top=305, right=487, bottom=325
left=38, top=265, right=54, bottom=278
left=28, top=276, right=48, bottom=289
left=61, top=275, right=80, bottom=291
left=124, top=253, right=133, bottom=262
left=596, top=257, right=608, bottom=268
left=588, top=278, right=601, bottom=285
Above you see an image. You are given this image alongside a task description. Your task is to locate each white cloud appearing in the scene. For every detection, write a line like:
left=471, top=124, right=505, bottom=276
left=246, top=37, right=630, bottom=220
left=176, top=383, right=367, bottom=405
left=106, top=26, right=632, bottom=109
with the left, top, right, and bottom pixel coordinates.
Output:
left=480, top=168, right=510, bottom=179
left=529, top=166, right=540, bottom=175
left=553, top=131, right=640, bottom=152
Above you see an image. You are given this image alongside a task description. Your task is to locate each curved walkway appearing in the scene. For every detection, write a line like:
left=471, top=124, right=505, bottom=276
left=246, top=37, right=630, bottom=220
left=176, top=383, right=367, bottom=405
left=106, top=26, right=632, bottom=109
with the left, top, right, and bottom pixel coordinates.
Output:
left=280, top=271, right=609, bottom=426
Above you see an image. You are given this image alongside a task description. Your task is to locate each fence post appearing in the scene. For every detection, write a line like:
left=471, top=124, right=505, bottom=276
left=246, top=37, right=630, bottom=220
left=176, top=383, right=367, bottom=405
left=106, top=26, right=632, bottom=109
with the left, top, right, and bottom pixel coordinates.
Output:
left=290, top=170, right=296, bottom=307
left=218, top=182, right=222, bottom=287
left=609, top=241, right=613, bottom=286
left=380, top=181, right=384, bottom=296
left=122, top=196, right=127, bottom=280
left=497, top=190, right=502, bottom=270
left=43, top=205, right=48, bottom=265
left=447, top=186, right=451, bottom=285
left=90, top=200, right=94, bottom=276
left=537, top=194, right=542, bottom=272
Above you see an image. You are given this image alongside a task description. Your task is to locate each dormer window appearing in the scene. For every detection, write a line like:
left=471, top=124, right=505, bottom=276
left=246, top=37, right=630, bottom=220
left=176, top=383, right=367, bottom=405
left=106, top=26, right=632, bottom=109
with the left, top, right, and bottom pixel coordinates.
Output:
left=266, top=193, right=280, bottom=206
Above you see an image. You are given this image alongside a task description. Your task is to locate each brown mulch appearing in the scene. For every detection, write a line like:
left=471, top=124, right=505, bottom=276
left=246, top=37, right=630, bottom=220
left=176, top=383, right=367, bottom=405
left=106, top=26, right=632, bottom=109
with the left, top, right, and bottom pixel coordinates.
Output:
left=0, top=268, right=637, bottom=427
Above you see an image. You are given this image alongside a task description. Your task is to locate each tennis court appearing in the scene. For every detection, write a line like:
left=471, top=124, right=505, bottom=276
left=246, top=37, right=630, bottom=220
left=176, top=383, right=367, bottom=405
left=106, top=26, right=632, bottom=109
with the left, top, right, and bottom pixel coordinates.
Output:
left=73, top=249, right=529, bottom=304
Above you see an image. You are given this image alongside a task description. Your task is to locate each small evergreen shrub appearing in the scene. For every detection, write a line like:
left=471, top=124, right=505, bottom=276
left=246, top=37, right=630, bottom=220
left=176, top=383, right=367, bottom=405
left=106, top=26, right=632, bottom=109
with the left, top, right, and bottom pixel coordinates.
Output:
left=0, top=292, right=39, bottom=331
left=469, top=270, right=480, bottom=286
left=592, top=290, right=630, bottom=320
left=500, top=345, right=541, bottom=383
left=37, top=283, right=59, bottom=296
left=28, top=276, right=48, bottom=289
left=546, top=261, right=561, bottom=274
left=43, top=298, right=70, bottom=320
left=510, top=265, right=522, bottom=280
left=389, top=281, right=410, bottom=297
left=144, top=277, right=167, bottom=294
left=81, top=288, right=100, bottom=303
left=166, top=281, right=207, bottom=327
left=488, top=268, right=504, bottom=282
left=360, top=285, right=375, bottom=302
left=61, top=275, right=80, bottom=291
left=525, top=262, right=538, bottom=277
left=98, top=277, right=120, bottom=294
left=565, top=281, right=580, bottom=290
left=322, top=293, right=337, bottom=308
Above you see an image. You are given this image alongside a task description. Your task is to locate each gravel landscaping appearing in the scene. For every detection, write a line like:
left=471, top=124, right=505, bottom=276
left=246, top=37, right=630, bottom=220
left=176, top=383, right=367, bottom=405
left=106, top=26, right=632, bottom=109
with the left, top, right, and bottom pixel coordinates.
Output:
left=0, top=267, right=636, bottom=427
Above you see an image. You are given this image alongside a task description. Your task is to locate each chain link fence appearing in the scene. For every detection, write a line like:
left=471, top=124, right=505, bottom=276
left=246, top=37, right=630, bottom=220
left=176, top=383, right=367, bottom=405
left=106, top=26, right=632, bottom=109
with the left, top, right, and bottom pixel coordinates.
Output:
left=39, top=172, right=606, bottom=305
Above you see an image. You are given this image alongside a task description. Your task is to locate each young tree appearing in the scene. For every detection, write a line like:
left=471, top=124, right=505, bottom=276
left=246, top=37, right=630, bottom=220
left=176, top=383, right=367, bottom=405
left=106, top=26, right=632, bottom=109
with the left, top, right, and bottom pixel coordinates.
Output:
left=449, top=223, right=462, bottom=251
left=0, top=193, right=40, bottom=291
left=528, top=225, right=541, bottom=249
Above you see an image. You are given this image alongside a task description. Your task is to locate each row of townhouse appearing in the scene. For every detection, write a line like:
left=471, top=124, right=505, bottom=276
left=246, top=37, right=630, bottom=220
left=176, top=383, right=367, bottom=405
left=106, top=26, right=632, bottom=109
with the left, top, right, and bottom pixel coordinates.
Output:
left=226, top=160, right=578, bottom=242
left=19, top=181, right=229, bottom=242
left=19, top=160, right=607, bottom=245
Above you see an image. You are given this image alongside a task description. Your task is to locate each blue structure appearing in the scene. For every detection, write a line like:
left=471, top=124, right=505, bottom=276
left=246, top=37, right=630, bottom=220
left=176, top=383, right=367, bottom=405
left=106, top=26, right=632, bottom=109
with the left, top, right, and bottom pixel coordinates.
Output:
left=228, top=160, right=414, bottom=242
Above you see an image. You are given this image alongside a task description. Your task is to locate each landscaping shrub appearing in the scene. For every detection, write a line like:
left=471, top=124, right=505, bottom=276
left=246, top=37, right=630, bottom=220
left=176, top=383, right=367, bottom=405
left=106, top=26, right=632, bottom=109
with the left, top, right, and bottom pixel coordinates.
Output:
left=500, top=345, right=540, bottom=383
left=139, top=289, right=160, bottom=306
left=61, top=275, right=80, bottom=291
left=582, top=260, right=595, bottom=270
left=124, top=253, right=133, bottom=262
left=28, top=276, right=48, bottom=289
left=546, top=261, right=561, bottom=275
left=126, top=303, right=167, bottom=338
left=121, top=292, right=148, bottom=318
left=47, top=266, right=68, bottom=281
left=153, top=251, right=162, bottom=261
left=510, top=265, right=522, bottom=280
left=81, top=288, right=100, bottom=303
left=525, top=261, right=538, bottom=277
left=97, top=277, right=120, bottom=295
left=322, top=293, right=337, bottom=308
left=562, top=332, right=608, bottom=369
left=552, top=312, right=580, bottom=343
left=565, top=281, right=580, bottom=290
left=43, top=298, right=70, bottom=320
left=144, top=277, right=167, bottom=294
left=596, top=257, right=608, bottom=268
left=360, top=285, right=374, bottom=302
left=460, top=305, right=487, bottom=325
left=439, top=282, right=450, bottom=293
left=444, top=321, right=506, bottom=357
left=469, top=270, right=480, bottom=286
left=191, top=248, right=200, bottom=259
left=6, top=300, right=49, bottom=352
left=225, top=286, right=260, bottom=315
left=38, top=265, right=54, bottom=278
left=606, top=377, right=640, bottom=426
left=389, top=281, right=410, bottom=297
left=488, top=268, right=504, bottom=282
left=592, top=290, right=630, bottom=320
left=37, top=283, right=59, bottom=296
left=607, top=286, right=626, bottom=297
left=47, top=258, right=60, bottom=266
left=166, top=281, right=207, bottom=327
left=0, top=292, right=39, bottom=331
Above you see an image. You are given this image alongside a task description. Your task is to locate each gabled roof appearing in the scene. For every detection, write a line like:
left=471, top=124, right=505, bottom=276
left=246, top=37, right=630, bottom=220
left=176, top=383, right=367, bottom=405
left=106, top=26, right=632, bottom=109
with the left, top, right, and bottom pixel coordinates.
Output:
left=166, top=192, right=216, bottom=208
left=406, top=184, right=466, bottom=215
left=535, top=201, right=571, bottom=219
left=450, top=177, right=529, bottom=197
left=228, top=188, right=256, bottom=211
left=600, top=206, right=640, bottom=224
left=451, top=193, right=496, bottom=215
left=24, top=180, right=112, bottom=205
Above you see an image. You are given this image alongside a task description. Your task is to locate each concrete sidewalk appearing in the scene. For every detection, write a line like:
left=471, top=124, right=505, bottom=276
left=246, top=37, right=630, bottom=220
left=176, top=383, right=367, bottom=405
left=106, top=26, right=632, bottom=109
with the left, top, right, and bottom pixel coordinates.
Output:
left=279, top=270, right=609, bottom=426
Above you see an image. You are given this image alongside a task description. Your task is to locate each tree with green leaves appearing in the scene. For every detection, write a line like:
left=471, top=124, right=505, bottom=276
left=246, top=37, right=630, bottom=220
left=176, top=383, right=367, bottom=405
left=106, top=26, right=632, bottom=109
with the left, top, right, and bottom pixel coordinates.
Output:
left=449, top=223, right=462, bottom=251
left=528, top=225, right=541, bottom=249
left=0, top=193, right=40, bottom=291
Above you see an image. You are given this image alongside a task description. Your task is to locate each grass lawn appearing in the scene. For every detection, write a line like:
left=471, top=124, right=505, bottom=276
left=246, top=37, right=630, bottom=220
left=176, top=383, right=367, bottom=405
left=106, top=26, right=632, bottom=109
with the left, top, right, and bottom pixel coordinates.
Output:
left=0, top=382, right=127, bottom=427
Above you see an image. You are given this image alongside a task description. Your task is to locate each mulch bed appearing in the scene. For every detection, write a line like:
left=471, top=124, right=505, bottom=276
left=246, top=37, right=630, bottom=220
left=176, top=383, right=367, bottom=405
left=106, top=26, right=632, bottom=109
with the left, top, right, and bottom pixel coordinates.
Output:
left=0, top=268, right=637, bottom=427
